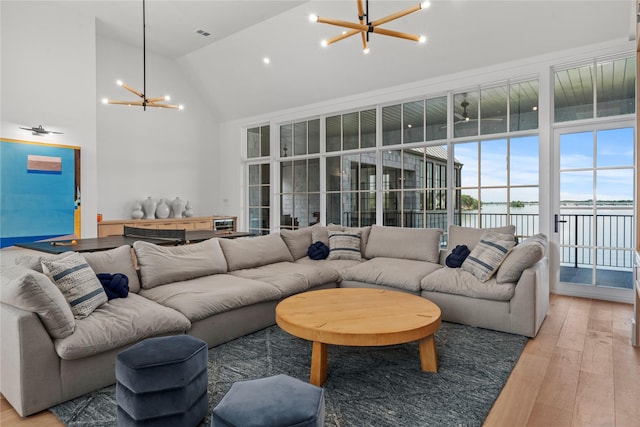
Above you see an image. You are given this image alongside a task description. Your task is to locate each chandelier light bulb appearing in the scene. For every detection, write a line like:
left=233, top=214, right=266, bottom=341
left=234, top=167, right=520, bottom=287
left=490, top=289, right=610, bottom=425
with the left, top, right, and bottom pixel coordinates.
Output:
left=101, top=98, right=109, bottom=104
left=321, top=39, right=328, bottom=47
left=164, top=95, right=171, bottom=101
left=309, top=14, right=318, bottom=22
left=116, top=80, right=123, bottom=86
left=178, top=105, right=185, bottom=110
left=363, top=47, right=370, bottom=54
left=420, top=1, right=431, bottom=9
left=418, top=35, right=427, bottom=43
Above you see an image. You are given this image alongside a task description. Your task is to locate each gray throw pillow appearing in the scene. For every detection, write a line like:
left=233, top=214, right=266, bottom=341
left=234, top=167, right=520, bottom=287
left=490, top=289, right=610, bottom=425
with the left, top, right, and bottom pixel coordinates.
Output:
left=496, top=233, right=547, bottom=284
left=461, top=231, right=515, bottom=282
left=328, top=230, right=362, bottom=261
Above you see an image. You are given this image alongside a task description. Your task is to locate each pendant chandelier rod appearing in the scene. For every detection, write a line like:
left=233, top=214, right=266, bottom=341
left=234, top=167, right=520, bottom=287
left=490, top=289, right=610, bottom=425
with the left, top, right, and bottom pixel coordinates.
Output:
left=143, top=0, right=146, bottom=110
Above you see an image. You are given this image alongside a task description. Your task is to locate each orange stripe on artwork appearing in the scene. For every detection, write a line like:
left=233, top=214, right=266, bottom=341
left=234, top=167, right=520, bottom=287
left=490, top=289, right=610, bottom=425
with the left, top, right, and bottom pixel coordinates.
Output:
left=27, top=155, right=62, bottom=172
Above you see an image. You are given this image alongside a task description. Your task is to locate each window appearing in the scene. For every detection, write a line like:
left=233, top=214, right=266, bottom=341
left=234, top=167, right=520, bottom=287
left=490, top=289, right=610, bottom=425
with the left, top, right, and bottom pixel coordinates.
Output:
left=554, top=56, right=636, bottom=122
left=247, top=125, right=270, bottom=234
left=326, top=109, right=376, bottom=152
left=280, top=159, right=320, bottom=229
left=454, top=136, right=540, bottom=238
left=326, top=153, right=376, bottom=226
left=280, top=119, right=320, bottom=157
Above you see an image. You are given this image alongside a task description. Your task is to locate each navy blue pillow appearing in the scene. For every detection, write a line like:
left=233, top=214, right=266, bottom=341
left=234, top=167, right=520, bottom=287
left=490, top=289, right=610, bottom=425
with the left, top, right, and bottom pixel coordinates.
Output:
left=445, top=245, right=470, bottom=268
left=307, top=241, right=330, bottom=260
left=96, top=273, right=129, bottom=300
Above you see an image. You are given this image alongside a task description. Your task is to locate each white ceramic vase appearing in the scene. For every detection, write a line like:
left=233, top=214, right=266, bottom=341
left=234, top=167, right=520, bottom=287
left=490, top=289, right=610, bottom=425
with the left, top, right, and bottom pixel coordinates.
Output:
left=171, top=197, right=185, bottom=218
left=141, top=197, right=157, bottom=219
left=184, top=200, right=194, bottom=218
left=155, top=199, right=170, bottom=219
left=131, top=202, right=144, bottom=219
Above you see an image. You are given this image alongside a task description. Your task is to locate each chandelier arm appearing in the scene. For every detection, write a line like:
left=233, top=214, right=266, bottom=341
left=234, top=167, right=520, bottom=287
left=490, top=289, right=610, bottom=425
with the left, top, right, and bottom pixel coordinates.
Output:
left=146, top=102, right=181, bottom=109
left=356, top=0, right=368, bottom=51
left=368, top=3, right=424, bottom=28
left=370, top=27, right=422, bottom=42
left=105, top=100, right=145, bottom=106
left=119, top=82, right=144, bottom=98
left=324, top=29, right=362, bottom=46
left=146, top=96, right=168, bottom=103
left=316, top=17, right=369, bottom=32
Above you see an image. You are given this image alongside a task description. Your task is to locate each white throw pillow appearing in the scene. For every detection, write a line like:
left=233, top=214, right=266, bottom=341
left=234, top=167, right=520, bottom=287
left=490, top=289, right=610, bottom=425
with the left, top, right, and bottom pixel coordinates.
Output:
left=496, top=233, right=547, bottom=284
left=42, top=252, right=108, bottom=319
left=328, top=230, right=362, bottom=261
left=461, top=231, right=515, bottom=282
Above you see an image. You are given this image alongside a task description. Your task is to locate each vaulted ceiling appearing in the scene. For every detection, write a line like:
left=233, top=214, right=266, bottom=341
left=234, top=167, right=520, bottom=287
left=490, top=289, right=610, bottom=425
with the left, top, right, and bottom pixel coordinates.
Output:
left=59, top=0, right=634, bottom=121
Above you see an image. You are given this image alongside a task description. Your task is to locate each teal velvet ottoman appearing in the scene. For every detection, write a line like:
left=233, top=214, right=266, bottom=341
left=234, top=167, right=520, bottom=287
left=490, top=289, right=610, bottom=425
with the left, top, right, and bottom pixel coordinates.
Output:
left=116, top=335, right=208, bottom=426
left=211, top=374, right=325, bottom=427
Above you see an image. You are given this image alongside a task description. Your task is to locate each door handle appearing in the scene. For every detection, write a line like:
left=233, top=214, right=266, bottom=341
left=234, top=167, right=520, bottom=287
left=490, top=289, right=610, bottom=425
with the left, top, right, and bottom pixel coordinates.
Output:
left=554, top=214, right=567, bottom=233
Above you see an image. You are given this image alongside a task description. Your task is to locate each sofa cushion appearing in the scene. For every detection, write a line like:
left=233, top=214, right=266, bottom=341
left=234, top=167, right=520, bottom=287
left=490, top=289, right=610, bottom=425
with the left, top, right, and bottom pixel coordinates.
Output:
left=219, top=233, right=294, bottom=271
left=447, top=224, right=515, bottom=254
left=295, top=257, right=362, bottom=275
left=280, top=228, right=313, bottom=260
left=83, top=245, right=141, bottom=293
left=1, top=265, right=76, bottom=339
left=41, top=252, right=108, bottom=319
left=328, top=230, right=362, bottom=261
left=134, top=239, right=228, bottom=289
left=139, top=275, right=282, bottom=322
left=496, top=233, right=547, bottom=284
left=461, top=232, right=515, bottom=282
left=364, top=225, right=442, bottom=263
left=15, top=251, right=74, bottom=273
left=53, top=293, right=191, bottom=360
left=340, top=258, right=442, bottom=293
left=230, top=261, right=340, bottom=297
left=421, top=267, right=516, bottom=301
left=310, top=224, right=342, bottom=246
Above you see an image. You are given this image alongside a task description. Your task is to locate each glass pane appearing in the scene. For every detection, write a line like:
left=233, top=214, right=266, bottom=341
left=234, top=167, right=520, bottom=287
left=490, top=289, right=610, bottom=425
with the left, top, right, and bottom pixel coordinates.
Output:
left=403, top=149, right=424, bottom=189
left=281, top=194, right=293, bottom=227
left=481, top=86, right=507, bottom=135
left=383, top=151, right=402, bottom=190
left=343, top=154, right=359, bottom=191
left=382, top=104, right=401, bottom=146
left=260, top=164, right=270, bottom=185
left=403, top=190, right=423, bottom=228
left=383, top=191, right=401, bottom=226
left=247, top=127, right=260, bottom=158
left=326, top=193, right=341, bottom=225
left=360, top=153, right=376, bottom=191
left=510, top=187, right=539, bottom=238
left=510, top=80, right=539, bottom=131
left=454, top=91, right=478, bottom=138
left=280, top=161, right=292, bottom=193
left=294, top=194, right=309, bottom=227
left=361, top=109, right=376, bottom=148
left=294, top=122, right=307, bottom=155
left=454, top=142, right=478, bottom=187
left=260, top=125, right=270, bottom=156
left=596, top=249, right=633, bottom=289
left=554, top=65, right=593, bottom=122
left=309, top=194, right=320, bottom=225
left=597, top=128, right=633, bottom=167
left=326, top=115, right=341, bottom=152
left=248, top=187, right=259, bottom=207
left=343, top=192, right=359, bottom=227
left=326, top=156, right=341, bottom=192
left=343, top=112, right=359, bottom=151
left=481, top=139, right=507, bottom=186
left=294, top=160, right=307, bottom=192
left=248, top=164, right=259, bottom=185
left=560, top=132, right=593, bottom=169
left=280, top=124, right=292, bottom=158
left=403, top=100, right=424, bottom=143
left=426, top=96, right=447, bottom=141
left=596, top=169, right=633, bottom=207
left=510, top=136, right=539, bottom=186
left=457, top=189, right=479, bottom=227
left=308, top=119, right=320, bottom=154
left=561, top=170, right=593, bottom=207
left=260, top=186, right=270, bottom=206
left=360, top=192, right=375, bottom=225
left=308, top=158, right=320, bottom=192
left=597, top=57, right=636, bottom=117
left=480, top=188, right=508, bottom=228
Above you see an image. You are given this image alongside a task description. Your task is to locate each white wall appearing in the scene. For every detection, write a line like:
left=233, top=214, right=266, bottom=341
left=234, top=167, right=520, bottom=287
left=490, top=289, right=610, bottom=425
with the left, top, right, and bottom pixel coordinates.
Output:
left=1, top=1, right=98, bottom=238
left=96, top=36, right=219, bottom=221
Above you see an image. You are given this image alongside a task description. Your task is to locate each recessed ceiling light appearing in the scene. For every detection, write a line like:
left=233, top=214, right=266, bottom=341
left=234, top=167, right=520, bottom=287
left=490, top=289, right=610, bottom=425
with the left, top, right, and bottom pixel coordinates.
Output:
left=263, top=57, right=271, bottom=65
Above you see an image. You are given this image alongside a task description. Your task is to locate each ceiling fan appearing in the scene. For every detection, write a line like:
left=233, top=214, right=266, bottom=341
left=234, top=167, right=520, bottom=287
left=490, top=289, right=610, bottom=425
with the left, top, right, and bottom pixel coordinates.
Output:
left=19, top=125, right=63, bottom=135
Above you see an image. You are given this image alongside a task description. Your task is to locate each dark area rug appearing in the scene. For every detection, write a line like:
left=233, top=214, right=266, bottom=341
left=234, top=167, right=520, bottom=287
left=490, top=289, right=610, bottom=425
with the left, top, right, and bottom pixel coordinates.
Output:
left=50, top=322, right=528, bottom=427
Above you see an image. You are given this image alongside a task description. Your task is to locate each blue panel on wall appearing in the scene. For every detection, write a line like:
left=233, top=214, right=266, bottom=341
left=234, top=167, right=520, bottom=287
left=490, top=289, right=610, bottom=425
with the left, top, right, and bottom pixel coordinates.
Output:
left=1, top=140, right=77, bottom=248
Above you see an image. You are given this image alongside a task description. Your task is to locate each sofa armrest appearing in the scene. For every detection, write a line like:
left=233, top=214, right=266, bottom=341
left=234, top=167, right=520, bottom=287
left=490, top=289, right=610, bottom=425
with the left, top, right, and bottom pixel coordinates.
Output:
left=508, top=257, right=549, bottom=337
left=0, top=302, right=62, bottom=417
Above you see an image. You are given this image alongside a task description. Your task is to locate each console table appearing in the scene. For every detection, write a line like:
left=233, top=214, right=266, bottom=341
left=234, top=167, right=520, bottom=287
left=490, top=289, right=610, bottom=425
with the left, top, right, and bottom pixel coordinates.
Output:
left=97, top=216, right=236, bottom=238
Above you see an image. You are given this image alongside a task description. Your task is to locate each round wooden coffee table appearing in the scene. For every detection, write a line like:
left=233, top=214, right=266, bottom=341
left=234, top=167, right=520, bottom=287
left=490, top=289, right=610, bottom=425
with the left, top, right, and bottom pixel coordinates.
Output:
left=275, top=288, right=442, bottom=386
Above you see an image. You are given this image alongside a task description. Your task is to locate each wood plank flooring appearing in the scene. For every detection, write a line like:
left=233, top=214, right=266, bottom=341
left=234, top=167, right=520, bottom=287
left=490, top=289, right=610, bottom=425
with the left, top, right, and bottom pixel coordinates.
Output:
left=2, top=294, right=638, bottom=426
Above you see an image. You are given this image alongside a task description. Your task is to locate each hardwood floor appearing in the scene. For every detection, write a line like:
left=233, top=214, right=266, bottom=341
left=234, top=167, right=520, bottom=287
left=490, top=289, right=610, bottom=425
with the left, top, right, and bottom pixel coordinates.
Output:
left=2, top=294, right=638, bottom=426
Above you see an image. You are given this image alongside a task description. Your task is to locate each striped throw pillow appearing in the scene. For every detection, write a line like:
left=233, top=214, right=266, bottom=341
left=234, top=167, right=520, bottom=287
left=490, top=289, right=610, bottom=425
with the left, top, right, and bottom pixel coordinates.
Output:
left=328, top=230, right=362, bottom=261
left=42, top=252, right=108, bottom=319
left=461, top=231, right=515, bottom=282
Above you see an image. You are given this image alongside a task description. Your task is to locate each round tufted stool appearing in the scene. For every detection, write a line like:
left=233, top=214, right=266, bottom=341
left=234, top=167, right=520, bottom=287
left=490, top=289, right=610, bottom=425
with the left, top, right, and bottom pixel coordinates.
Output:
left=211, top=374, right=325, bottom=427
left=116, top=335, right=208, bottom=427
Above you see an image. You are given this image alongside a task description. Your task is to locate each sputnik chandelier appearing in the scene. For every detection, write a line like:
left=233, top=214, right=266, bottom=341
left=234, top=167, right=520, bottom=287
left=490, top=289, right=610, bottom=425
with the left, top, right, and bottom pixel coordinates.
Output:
left=102, top=0, right=183, bottom=110
left=309, top=0, right=430, bottom=54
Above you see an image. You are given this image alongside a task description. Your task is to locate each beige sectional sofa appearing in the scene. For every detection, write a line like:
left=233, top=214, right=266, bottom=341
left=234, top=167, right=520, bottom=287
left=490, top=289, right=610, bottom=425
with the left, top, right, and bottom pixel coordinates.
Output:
left=0, top=224, right=548, bottom=417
